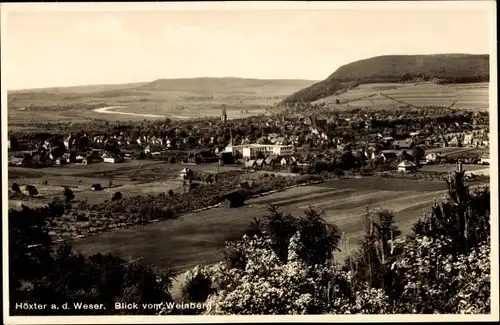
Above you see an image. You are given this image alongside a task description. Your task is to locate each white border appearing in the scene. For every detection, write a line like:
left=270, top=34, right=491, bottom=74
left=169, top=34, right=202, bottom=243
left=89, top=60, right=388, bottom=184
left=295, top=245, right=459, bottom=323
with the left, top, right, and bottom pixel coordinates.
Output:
left=2, top=1, right=498, bottom=324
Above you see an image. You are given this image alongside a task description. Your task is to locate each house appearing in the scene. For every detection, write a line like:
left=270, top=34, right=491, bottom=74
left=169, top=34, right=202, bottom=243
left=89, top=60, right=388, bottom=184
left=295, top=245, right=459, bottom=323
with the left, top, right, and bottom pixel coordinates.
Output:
left=9, top=156, right=24, bottom=166
left=425, top=152, right=439, bottom=163
left=221, top=189, right=246, bottom=208
left=480, top=154, right=490, bottom=165
left=364, top=149, right=377, bottom=160
left=180, top=167, right=193, bottom=179
left=393, top=139, right=414, bottom=150
left=448, top=136, right=461, bottom=147
left=424, top=137, right=434, bottom=148
left=397, top=160, right=417, bottom=173
left=255, top=159, right=265, bottom=168
left=103, top=156, right=124, bottom=164
left=55, top=158, right=66, bottom=165
left=245, top=160, right=256, bottom=168
left=193, top=150, right=219, bottom=164
left=275, top=137, right=286, bottom=145
left=64, top=134, right=74, bottom=150
left=265, top=156, right=276, bottom=166
left=61, top=152, right=73, bottom=164
left=239, top=181, right=254, bottom=189
left=91, top=184, right=103, bottom=191
left=378, top=152, right=398, bottom=163
left=83, top=156, right=102, bottom=164
left=75, top=154, right=85, bottom=164
left=463, top=133, right=473, bottom=146
left=220, top=152, right=235, bottom=165
left=289, top=135, right=299, bottom=145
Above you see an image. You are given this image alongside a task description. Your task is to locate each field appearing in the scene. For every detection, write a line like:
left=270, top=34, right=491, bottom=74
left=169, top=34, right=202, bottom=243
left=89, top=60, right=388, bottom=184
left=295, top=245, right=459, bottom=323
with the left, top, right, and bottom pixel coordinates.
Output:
left=282, top=54, right=489, bottom=104
left=421, top=163, right=489, bottom=173
left=8, top=160, right=243, bottom=206
left=313, top=82, right=489, bottom=111
left=7, top=78, right=316, bottom=126
left=68, top=177, right=489, bottom=274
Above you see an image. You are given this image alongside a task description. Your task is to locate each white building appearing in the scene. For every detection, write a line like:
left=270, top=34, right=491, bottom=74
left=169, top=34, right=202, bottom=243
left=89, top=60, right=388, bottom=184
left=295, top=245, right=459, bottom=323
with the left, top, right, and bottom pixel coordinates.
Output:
left=397, top=160, right=417, bottom=173
left=425, top=152, right=439, bottom=163
left=226, top=144, right=294, bottom=159
left=103, top=156, right=123, bottom=164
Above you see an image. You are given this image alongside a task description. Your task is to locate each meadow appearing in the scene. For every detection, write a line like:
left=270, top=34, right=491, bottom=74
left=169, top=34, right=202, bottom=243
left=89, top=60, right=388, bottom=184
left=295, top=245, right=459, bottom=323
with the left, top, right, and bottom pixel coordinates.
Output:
left=67, top=176, right=489, bottom=274
left=8, top=160, right=242, bottom=206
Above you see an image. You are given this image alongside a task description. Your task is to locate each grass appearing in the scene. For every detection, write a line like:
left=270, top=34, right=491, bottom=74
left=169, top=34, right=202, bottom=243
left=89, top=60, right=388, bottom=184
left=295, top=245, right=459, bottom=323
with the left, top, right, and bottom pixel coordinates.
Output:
left=421, top=164, right=489, bottom=173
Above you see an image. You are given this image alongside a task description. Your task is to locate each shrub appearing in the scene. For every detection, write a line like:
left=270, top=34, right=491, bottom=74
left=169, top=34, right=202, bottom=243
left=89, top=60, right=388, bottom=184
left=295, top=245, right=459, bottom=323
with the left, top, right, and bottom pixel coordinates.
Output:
left=181, top=265, right=215, bottom=312
left=11, top=183, right=21, bottom=194
left=63, top=187, right=75, bottom=202
left=111, top=192, right=123, bottom=201
left=25, top=185, right=38, bottom=197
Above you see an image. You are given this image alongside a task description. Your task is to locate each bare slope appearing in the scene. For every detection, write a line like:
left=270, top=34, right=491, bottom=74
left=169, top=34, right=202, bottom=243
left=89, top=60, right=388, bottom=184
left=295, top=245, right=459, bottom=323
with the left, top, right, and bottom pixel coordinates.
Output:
left=282, top=54, right=489, bottom=104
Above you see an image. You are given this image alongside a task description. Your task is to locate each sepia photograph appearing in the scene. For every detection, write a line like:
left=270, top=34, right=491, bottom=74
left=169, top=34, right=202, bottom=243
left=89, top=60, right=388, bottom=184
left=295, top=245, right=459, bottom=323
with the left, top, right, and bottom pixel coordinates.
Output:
left=2, top=1, right=498, bottom=323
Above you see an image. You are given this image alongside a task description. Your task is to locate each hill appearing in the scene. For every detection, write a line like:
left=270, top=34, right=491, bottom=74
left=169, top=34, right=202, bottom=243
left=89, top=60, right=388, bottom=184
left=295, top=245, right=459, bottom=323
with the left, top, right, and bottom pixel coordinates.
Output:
left=8, top=77, right=317, bottom=125
left=136, top=77, right=316, bottom=94
left=282, top=54, right=489, bottom=104
left=9, top=82, right=150, bottom=95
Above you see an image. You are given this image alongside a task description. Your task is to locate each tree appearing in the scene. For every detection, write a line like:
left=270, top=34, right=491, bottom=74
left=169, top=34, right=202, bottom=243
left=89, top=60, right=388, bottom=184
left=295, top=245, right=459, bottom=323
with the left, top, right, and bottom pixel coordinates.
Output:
left=9, top=201, right=64, bottom=313
left=350, top=209, right=402, bottom=289
left=9, top=203, right=175, bottom=316
left=25, top=185, right=38, bottom=197
left=112, top=192, right=123, bottom=201
left=333, top=168, right=345, bottom=178
left=11, top=183, right=21, bottom=194
left=180, top=266, right=215, bottom=314
left=412, top=166, right=490, bottom=255
left=9, top=135, right=19, bottom=150
left=242, top=205, right=340, bottom=266
left=63, top=187, right=75, bottom=203
left=168, top=189, right=175, bottom=197
left=199, top=235, right=390, bottom=315
left=295, top=207, right=341, bottom=266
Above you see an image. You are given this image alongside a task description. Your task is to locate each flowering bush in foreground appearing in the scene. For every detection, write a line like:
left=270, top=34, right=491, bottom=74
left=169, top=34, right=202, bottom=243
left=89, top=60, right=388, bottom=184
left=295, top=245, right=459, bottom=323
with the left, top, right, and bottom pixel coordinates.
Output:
left=195, top=234, right=392, bottom=315
left=392, top=236, right=490, bottom=314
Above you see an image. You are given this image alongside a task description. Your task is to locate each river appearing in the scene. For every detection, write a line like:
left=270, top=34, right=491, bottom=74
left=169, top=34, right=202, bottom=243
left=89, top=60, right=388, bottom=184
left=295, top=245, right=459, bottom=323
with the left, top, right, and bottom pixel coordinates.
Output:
left=93, top=106, right=190, bottom=119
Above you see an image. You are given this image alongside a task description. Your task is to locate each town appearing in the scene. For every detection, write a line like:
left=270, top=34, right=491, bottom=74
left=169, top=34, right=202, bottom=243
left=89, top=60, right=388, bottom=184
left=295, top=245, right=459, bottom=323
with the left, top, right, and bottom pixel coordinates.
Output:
left=5, top=4, right=494, bottom=318
left=8, top=105, right=490, bottom=172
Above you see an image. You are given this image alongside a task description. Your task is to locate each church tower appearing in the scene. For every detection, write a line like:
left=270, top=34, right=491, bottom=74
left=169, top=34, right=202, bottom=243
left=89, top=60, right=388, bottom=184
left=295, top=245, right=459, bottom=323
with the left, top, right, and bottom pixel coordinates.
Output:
left=221, top=106, right=227, bottom=123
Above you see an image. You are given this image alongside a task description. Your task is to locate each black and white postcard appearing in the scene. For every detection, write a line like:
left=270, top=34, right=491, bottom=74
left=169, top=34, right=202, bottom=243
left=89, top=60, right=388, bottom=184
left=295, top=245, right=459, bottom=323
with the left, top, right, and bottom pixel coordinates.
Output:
left=2, top=1, right=498, bottom=324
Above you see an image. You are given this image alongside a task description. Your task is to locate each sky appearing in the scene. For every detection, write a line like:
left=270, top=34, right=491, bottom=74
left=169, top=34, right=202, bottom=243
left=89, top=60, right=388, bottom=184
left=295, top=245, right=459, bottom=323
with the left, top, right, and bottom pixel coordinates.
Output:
left=2, top=2, right=494, bottom=90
